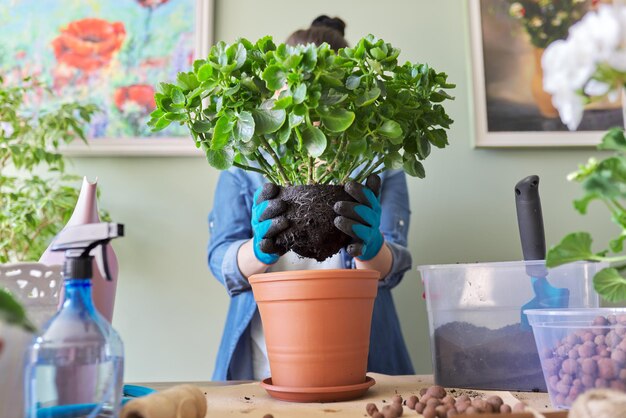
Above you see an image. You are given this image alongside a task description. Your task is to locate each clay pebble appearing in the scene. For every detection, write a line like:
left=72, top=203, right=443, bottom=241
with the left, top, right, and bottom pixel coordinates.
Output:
left=365, top=387, right=514, bottom=417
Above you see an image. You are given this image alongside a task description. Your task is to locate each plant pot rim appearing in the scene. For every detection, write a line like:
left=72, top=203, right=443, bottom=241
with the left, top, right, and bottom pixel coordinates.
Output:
left=249, top=269, right=380, bottom=284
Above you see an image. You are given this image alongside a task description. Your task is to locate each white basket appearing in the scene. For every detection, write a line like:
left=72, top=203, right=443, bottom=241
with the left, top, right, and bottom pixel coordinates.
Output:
left=0, top=262, right=62, bottom=418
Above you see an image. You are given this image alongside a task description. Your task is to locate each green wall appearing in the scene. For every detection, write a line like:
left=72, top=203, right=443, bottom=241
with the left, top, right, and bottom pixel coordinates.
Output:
left=71, top=0, right=619, bottom=382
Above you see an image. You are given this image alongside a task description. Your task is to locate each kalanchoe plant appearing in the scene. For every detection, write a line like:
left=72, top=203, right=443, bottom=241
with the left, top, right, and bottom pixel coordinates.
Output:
left=546, top=128, right=626, bottom=302
left=149, top=35, right=454, bottom=185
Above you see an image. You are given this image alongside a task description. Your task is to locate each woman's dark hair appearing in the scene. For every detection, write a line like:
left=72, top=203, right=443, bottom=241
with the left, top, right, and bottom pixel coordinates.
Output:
left=285, top=15, right=348, bottom=50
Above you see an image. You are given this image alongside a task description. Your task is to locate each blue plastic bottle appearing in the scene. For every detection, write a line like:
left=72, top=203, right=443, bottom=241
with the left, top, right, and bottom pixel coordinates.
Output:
left=24, top=223, right=125, bottom=418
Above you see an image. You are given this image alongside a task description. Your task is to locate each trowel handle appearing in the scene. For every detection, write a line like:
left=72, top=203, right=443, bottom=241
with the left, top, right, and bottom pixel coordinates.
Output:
left=515, top=175, right=546, bottom=261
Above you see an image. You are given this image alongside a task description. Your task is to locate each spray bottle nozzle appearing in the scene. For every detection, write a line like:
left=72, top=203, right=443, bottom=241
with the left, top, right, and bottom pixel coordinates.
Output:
left=51, top=223, right=124, bottom=281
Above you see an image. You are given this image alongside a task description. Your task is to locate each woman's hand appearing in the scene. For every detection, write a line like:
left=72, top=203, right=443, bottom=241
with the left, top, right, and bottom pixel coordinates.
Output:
left=333, top=175, right=383, bottom=261
left=251, top=183, right=289, bottom=264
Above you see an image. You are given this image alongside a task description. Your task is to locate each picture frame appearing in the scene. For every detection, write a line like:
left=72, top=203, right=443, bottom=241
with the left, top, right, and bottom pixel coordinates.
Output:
left=0, top=0, right=213, bottom=156
left=469, top=0, right=623, bottom=147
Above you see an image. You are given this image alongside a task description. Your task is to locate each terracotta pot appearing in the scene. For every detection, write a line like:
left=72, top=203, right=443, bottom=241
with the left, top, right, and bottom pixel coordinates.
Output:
left=249, top=269, right=379, bottom=388
left=531, top=47, right=559, bottom=118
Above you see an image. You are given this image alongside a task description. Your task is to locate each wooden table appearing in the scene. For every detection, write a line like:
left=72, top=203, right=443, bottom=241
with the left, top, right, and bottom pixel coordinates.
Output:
left=137, top=374, right=567, bottom=418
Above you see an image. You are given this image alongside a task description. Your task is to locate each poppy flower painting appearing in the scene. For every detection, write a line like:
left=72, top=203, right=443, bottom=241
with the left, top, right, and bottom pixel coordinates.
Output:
left=0, top=0, right=204, bottom=150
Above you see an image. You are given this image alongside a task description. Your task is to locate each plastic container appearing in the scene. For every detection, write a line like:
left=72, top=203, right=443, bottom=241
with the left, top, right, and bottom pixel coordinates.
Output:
left=418, top=260, right=603, bottom=391
left=526, top=308, right=626, bottom=409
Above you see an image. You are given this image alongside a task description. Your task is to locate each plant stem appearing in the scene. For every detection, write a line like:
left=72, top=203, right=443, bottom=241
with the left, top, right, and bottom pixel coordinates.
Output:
left=259, top=137, right=290, bottom=185
left=254, top=152, right=279, bottom=184
left=233, top=161, right=266, bottom=175
left=360, top=158, right=384, bottom=181
left=354, top=157, right=377, bottom=183
left=308, top=157, right=314, bottom=184
left=318, top=136, right=348, bottom=184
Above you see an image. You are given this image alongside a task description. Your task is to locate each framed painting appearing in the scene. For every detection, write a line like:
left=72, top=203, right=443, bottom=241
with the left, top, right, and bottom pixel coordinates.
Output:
left=469, top=0, right=623, bottom=147
left=0, top=0, right=213, bottom=156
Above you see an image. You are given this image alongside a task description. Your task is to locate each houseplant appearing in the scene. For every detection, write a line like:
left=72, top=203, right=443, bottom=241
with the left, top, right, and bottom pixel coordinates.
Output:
left=0, top=76, right=99, bottom=263
left=149, top=34, right=454, bottom=260
left=150, top=34, right=454, bottom=396
left=543, top=4, right=626, bottom=300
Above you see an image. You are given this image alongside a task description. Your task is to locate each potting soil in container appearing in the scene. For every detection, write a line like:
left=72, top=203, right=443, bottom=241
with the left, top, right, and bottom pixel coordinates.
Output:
left=434, top=321, right=547, bottom=392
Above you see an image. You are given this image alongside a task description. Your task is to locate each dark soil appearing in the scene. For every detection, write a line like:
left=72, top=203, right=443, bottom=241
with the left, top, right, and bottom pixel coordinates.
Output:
left=434, top=321, right=547, bottom=392
left=274, top=185, right=353, bottom=261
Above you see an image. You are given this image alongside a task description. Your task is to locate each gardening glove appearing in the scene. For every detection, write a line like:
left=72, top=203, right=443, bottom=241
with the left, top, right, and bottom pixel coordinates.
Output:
left=251, top=183, right=289, bottom=264
left=333, top=174, right=383, bottom=261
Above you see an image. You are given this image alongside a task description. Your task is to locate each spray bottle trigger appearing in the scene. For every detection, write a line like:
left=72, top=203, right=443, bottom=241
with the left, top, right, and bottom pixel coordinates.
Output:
left=95, top=244, right=112, bottom=281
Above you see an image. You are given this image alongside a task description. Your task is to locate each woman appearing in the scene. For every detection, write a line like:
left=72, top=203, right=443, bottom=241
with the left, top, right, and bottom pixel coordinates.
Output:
left=208, top=16, right=414, bottom=381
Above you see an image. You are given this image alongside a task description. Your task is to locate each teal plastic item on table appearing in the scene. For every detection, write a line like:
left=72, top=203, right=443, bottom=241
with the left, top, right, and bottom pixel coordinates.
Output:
left=34, top=385, right=155, bottom=418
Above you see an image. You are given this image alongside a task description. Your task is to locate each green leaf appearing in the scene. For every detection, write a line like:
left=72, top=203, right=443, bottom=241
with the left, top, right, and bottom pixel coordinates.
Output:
left=211, top=116, right=234, bottom=150
left=610, top=233, right=626, bottom=253
left=171, top=87, right=185, bottom=105
left=262, top=65, right=286, bottom=91
left=302, top=126, right=327, bottom=157
left=573, top=193, right=600, bottom=215
left=430, top=90, right=454, bottom=102
left=293, top=84, right=306, bottom=104
left=0, top=289, right=36, bottom=333
left=370, top=47, right=386, bottom=60
left=234, top=111, right=255, bottom=143
left=176, top=72, right=200, bottom=91
left=346, top=75, right=361, bottom=90
left=165, top=112, right=188, bottom=122
left=383, top=151, right=402, bottom=170
left=320, top=109, right=355, bottom=133
left=546, top=232, right=595, bottom=268
left=320, top=89, right=348, bottom=106
left=206, top=147, right=234, bottom=170
left=276, top=123, right=291, bottom=144
left=347, top=137, right=367, bottom=156
left=355, top=87, right=380, bottom=107
left=152, top=116, right=171, bottom=131
left=403, top=156, right=425, bottom=178
left=594, top=267, right=626, bottom=303
left=273, top=95, right=293, bottom=109
left=378, top=120, right=403, bottom=140
left=426, top=128, right=448, bottom=148
left=598, top=128, right=626, bottom=153
left=198, top=64, right=213, bottom=82
left=252, top=100, right=286, bottom=134
left=233, top=43, right=247, bottom=70
left=192, top=120, right=212, bottom=133
left=289, top=113, right=304, bottom=128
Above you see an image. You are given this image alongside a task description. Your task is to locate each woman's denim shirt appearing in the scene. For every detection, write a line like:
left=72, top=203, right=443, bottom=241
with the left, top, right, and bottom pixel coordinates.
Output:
left=208, top=168, right=414, bottom=380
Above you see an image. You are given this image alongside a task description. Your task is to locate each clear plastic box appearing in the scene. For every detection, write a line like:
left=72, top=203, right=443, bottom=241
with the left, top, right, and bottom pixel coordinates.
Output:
left=526, top=307, right=626, bottom=408
left=417, top=260, right=603, bottom=391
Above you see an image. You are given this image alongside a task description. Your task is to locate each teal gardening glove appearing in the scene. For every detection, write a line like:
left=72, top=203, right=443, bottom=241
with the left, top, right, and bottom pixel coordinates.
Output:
left=333, top=175, right=383, bottom=261
left=251, top=183, right=289, bottom=264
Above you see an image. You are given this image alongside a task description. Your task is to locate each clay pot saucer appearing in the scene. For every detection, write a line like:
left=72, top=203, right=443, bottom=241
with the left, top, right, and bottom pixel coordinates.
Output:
left=260, top=376, right=376, bottom=403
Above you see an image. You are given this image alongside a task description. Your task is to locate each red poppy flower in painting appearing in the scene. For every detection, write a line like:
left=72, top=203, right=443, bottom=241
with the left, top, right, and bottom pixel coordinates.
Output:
left=51, top=18, right=126, bottom=72
left=114, top=84, right=156, bottom=114
left=136, top=0, right=170, bottom=8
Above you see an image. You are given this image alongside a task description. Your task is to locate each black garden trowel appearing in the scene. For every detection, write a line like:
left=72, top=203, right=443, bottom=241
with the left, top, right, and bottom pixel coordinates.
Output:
left=515, top=175, right=570, bottom=330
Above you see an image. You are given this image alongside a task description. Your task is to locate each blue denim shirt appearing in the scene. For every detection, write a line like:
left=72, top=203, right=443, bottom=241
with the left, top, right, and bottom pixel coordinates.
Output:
left=208, top=168, right=414, bottom=380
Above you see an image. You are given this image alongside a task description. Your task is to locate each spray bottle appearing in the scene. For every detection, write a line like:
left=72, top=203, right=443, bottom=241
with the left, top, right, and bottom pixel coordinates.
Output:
left=24, top=223, right=125, bottom=418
